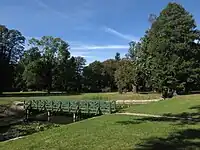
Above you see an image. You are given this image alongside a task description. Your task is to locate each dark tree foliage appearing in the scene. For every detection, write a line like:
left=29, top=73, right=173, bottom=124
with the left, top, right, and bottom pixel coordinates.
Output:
left=27, top=36, right=71, bottom=93
left=74, top=57, right=86, bottom=92
left=16, top=47, right=42, bottom=91
left=102, top=59, right=118, bottom=91
left=0, top=25, right=25, bottom=93
left=115, top=52, right=121, bottom=61
left=82, top=61, right=105, bottom=92
left=115, top=58, right=136, bottom=93
left=82, top=59, right=119, bottom=93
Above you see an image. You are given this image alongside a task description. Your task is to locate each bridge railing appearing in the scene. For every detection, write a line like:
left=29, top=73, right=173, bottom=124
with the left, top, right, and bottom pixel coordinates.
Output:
left=24, top=100, right=116, bottom=114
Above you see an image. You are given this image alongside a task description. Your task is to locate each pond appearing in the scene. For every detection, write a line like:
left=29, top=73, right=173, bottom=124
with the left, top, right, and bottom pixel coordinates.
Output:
left=0, top=112, right=94, bottom=142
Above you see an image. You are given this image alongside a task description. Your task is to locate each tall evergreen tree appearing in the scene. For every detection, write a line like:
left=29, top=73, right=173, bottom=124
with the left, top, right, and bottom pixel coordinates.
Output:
left=145, top=3, right=200, bottom=94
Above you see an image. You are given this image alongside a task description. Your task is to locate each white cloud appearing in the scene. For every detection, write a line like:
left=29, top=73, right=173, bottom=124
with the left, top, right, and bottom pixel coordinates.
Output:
left=34, top=0, right=69, bottom=19
left=71, top=44, right=129, bottom=50
left=34, top=0, right=48, bottom=9
left=69, top=41, right=129, bottom=50
left=69, top=42, right=129, bottom=58
left=103, top=26, right=139, bottom=42
left=34, top=0, right=95, bottom=23
left=69, top=50, right=92, bottom=58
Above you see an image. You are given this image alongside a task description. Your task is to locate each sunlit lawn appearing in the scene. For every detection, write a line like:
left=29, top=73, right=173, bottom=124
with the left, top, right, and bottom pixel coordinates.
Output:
left=122, top=94, right=200, bottom=115
left=0, top=94, right=200, bottom=149
left=0, top=114, right=199, bottom=150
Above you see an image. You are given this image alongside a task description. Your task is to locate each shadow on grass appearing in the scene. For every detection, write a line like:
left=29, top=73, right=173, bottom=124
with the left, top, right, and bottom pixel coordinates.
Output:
left=135, top=129, right=200, bottom=150
left=160, top=105, right=200, bottom=125
left=132, top=112, right=200, bottom=125
left=190, top=105, right=200, bottom=111
left=117, top=105, right=200, bottom=150
left=116, top=120, right=141, bottom=125
left=118, top=105, right=200, bottom=126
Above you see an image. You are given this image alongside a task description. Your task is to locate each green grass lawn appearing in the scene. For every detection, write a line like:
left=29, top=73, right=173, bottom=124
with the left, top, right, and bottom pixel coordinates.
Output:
left=122, top=94, right=200, bottom=115
left=0, top=92, right=160, bottom=105
left=0, top=114, right=199, bottom=150
left=0, top=94, right=199, bottom=149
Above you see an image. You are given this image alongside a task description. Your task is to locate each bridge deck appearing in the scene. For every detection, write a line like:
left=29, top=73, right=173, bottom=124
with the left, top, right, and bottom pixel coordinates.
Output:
left=24, top=100, right=116, bottom=114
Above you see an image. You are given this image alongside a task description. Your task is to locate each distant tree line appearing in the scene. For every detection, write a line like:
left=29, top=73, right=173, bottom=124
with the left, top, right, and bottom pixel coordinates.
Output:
left=1, top=3, right=200, bottom=96
left=0, top=31, right=120, bottom=94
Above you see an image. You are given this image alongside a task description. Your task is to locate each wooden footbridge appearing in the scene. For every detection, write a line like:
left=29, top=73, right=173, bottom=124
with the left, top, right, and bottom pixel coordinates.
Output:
left=24, top=100, right=116, bottom=121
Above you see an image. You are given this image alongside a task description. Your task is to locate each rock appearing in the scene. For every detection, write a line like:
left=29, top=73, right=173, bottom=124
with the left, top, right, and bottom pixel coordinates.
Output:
left=4, top=101, right=24, bottom=117
left=11, top=101, right=24, bottom=111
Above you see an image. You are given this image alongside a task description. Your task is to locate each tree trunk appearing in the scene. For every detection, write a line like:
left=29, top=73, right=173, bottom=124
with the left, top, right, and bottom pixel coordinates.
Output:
left=132, top=84, right=137, bottom=93
left=118, top=87, right=123, bottom=94
left=47, top=89, right=50, bottom=94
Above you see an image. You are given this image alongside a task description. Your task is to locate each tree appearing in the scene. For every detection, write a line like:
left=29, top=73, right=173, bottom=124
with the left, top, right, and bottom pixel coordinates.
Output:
left=13, top=62, right=26, bottom=91
left=102, top=59, right=118, bottom=91
left=144, top=3, right=200, bottom=95
left=83, top=61, right=105, bottom=92
left=52, top=43, right=71, bottom=91
left=28, top=36, right=70, bottom=93
left=23, top=59, right=46, bottom=90
left=148, top=14, right=157, bottom=24
left=115, top=52, right=121, bottom=61
left=125, top=40, right=152, bottom=92
left=126, top=41, right=135, bottom=60
left=74, top=57, right=86, bottom=92
left=21, top=47, right=41, bottom=65
left=114, top=59, right=136, bottom=93
left=21, top=47, right=42, bottom=90
left=126, top=41, right=142, bottom=60
left=0, top=25, right=25, bottom=93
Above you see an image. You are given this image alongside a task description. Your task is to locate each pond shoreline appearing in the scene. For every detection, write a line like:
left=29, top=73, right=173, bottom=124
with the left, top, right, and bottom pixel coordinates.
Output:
left=0, top=112, right=93, bottom=142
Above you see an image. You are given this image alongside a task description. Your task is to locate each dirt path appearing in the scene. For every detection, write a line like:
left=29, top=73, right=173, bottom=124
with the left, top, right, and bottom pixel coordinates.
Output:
left=115, top=112, right=179, bottom=119
left=116, top=98, right=164, bottom=104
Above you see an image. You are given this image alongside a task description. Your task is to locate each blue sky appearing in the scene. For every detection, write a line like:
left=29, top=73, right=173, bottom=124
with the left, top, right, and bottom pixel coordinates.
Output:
left=1, top=0, right=200, bottom=64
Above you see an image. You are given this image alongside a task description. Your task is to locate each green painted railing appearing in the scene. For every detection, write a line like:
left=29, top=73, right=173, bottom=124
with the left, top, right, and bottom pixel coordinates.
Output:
left=24, top=100, right=116, bottom=114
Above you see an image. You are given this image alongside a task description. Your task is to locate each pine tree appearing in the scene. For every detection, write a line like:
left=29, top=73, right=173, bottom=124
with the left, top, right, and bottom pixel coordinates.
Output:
left=145, top=3, right=200, bottom=94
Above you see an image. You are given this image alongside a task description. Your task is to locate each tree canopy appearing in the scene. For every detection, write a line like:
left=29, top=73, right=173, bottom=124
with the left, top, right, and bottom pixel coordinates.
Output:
left=0, top=25, right=25, bottom=93
left=142, top=3, right=200, bottom=94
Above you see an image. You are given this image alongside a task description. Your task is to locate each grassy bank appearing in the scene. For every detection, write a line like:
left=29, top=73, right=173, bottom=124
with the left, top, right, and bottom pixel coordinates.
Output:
left=122, top=94, right=200, bottom=115
left=0, top=114, right=199, bottom=150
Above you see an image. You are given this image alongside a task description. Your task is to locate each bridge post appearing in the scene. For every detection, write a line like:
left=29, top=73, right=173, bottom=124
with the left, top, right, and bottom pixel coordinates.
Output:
left=25, top=109, right=29, bottom=120
left=109, top=102, right=112, bottom=114
left=73, top=113, right=76, bottom=122
left=47, top=111, right=51, bottom=122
